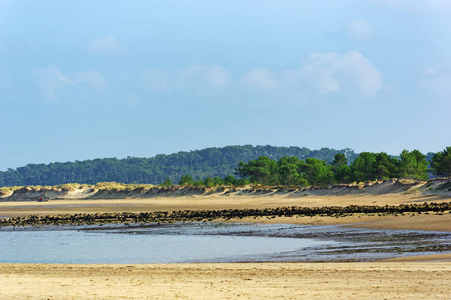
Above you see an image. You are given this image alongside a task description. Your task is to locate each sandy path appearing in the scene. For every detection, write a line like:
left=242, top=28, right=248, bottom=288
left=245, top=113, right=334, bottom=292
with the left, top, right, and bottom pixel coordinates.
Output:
left=1, top=262, right=450, bottom=299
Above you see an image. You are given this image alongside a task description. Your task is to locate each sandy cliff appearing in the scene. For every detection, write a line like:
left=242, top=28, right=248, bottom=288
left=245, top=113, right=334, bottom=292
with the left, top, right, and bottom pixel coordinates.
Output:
left=1, top=178, right=450, bottom=202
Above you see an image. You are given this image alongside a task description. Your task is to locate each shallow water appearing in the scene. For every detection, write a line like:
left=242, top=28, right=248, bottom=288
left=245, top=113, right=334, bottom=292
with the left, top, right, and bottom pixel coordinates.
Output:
left=1, top=223, right=450, bottom=263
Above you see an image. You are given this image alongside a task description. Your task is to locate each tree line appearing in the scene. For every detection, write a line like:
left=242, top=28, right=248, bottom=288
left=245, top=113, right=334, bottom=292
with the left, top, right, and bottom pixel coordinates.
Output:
left=170, top=147, right=450, bottom=188
left=1, top=145, right=448, bottom=188
left=0, top=145, right=358, bottom=187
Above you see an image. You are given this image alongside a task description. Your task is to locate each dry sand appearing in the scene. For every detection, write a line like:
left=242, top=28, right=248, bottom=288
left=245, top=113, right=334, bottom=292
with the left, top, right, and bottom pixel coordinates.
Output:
left=1, top=262, right=450, bottom=299
left=1, top=193, right=450, bottom=299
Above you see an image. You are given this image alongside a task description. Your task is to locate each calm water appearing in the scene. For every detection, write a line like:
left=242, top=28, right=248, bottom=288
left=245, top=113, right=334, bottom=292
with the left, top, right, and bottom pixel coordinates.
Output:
left=0, top=223, right=450, bottom=263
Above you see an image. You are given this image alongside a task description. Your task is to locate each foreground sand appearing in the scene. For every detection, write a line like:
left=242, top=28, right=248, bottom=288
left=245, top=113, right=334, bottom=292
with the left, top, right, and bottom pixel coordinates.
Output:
left=1, top=262, right=450, bottom=299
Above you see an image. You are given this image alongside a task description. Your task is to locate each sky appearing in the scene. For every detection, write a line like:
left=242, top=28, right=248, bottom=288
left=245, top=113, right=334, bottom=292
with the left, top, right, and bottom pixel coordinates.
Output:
left=1, top=0, right=450, bottom=171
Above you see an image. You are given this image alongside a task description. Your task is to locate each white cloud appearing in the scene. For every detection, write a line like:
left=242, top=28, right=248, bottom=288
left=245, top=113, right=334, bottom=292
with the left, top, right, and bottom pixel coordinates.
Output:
left=88, top=37, right=123, bottom=55
left=142, top=54, right=384, bottom=99
left=297, top=52, right=342, bottom=95
left=241, top=51, right=384, bottom=97
left=142, top=65, right=231, bottom=92
left=32, top=66, right=107, bottom=98
left=242, top=69, right=278, bottom=89
left=331, top=51, right=384, bottom=97
left=347, top=20, right=374, bottom=40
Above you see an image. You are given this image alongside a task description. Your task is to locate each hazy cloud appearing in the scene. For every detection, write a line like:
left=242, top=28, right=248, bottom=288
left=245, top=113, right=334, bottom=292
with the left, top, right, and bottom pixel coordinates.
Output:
left=143, top=53, right=384, bottom=98
left=241, top=51, right=384, bottom=97
left=419, top=66, right=451, bottom=99
left=347, top=20, right=374, bottom=40
left=177, top=65, right=231, bottom=88
left=142, top=65, right=231, bottom=92
left=88, top=37, right=123, bottom=54
left=73, top=71, right=108, bottom=90
left=142, top=70, right=171, bottom=92
left=32, top=66, right=107, bottom=98
left=242, top=69, right=278, bottom=89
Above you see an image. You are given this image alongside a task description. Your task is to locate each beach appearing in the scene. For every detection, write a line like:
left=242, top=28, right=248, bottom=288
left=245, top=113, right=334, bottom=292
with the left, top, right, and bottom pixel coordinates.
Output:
left=1, top=262, right=450, bottom=299
left=1, top=193, right=450, bottom=231
left=1, top=192, right=451, bottom=299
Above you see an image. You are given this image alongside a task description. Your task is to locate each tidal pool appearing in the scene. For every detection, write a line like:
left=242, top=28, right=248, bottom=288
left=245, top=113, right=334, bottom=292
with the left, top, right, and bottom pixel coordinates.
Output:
left=0, top=223, right=450, bottom=263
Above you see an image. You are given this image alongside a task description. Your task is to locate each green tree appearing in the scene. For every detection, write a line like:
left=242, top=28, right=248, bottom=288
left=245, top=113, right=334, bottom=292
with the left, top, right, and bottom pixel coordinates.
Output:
left=277, top=156, right=307, bottom=186
left=213, top=177, right=224, bottom=186
left=223, top=175, right=249, bottom=186
left=399, top=150, right=428, bottom=180
left=331, top=153, right=351, bottom=183
left=350, top=152, right=377, bottom=182
left=160, top=178, right=173, bottom=187
left=178, top=174, right=194, bottom=186
left=374, top=152, right=399, bottom=180
left=224, top=175, right=237, bottom=185
left=235, top=156, right=279, bottom=185
left=203, top=177, right=215, bottom=187
left=299, top=158, right=334, bottom=187
left=431, top=147, right=451, bottom=177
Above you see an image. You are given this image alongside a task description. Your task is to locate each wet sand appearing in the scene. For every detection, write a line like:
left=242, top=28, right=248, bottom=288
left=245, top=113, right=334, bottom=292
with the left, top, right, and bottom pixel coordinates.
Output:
left=1, top=193, right=450, bottom=231
left=1, top=262, right=450, bottom=299
left=235, top=212, right=451, bottom=232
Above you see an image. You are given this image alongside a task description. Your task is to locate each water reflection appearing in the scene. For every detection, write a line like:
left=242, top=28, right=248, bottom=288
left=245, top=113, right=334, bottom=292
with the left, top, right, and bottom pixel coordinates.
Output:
left=1, top=223, right=450, bottom=263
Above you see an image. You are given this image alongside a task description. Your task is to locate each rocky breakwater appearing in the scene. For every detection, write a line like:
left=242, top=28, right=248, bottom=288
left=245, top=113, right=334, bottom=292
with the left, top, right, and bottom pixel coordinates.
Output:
left=1, top=202, right=450, bottom=227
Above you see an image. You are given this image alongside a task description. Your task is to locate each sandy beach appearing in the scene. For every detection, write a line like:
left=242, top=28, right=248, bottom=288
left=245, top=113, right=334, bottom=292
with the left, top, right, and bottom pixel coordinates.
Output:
left=1, top=262, right=450, bottom=299
left=1, top=192, right=450, bottom=299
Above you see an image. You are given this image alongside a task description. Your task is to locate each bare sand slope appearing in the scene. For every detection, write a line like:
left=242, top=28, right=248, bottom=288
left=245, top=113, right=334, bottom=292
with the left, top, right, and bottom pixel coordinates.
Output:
left=1, top=263, right=450, bottom=299
left=2, top=178, right=450, bottom=203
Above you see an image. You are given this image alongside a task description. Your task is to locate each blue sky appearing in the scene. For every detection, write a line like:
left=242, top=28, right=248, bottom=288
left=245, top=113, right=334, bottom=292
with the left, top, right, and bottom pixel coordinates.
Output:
left=1, top=0, right=450, bottom=170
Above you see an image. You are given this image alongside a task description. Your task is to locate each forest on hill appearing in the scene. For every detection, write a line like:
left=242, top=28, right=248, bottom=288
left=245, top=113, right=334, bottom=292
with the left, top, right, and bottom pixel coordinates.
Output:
left=175, top=148, right=449, bottom=188
left=0, top=145, right=359, bottom=187
left=0, top=145, right=448, bottom=188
